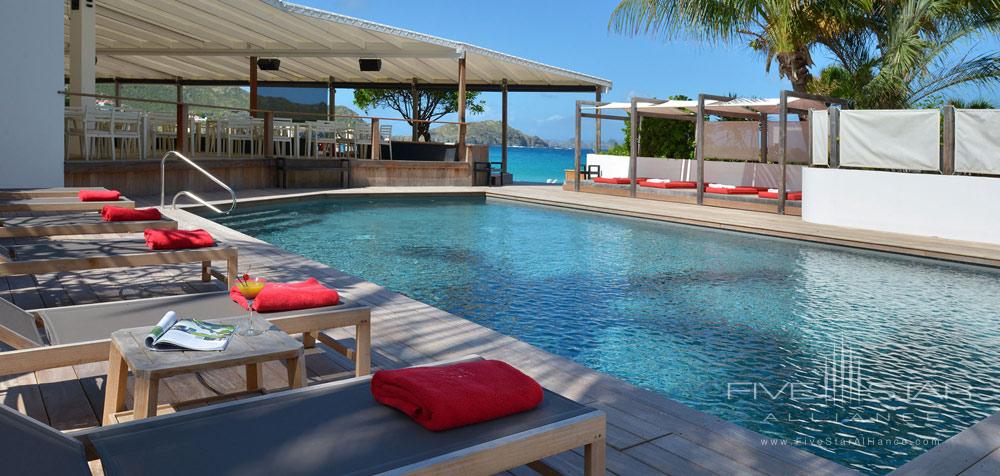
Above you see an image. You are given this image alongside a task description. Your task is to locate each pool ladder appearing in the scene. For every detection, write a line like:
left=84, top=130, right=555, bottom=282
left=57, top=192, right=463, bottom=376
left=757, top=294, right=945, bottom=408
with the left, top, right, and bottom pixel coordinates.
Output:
left=160, top=151, right=237, bottom=215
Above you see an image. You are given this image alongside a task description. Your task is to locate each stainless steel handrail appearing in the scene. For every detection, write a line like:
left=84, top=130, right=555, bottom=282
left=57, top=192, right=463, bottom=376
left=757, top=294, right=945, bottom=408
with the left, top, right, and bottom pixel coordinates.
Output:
left=160, top=151, right=236, bottom=214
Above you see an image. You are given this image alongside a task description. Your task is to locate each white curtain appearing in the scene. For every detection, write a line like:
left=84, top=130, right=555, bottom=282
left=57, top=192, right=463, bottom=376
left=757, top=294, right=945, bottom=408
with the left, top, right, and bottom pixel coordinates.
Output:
left=703, top=121, right=760, bottom=161
left=810, top=110, right=829, bottom=166
left=955, top=109, right=1000, bottom=175
left=839, top=110, right=940, bottom=171
left=766, top=122, right=810, bottom=164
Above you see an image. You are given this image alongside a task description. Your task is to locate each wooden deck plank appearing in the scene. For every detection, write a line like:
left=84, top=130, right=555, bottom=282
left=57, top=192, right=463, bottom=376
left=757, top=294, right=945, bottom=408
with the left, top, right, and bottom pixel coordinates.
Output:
left=33, top=367, right=99, bottom=430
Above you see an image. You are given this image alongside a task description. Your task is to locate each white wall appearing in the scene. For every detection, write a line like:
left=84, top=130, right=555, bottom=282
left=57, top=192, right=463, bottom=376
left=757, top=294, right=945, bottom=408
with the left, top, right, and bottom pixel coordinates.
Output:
left=0, top=2, right=64, bottom=188
left=803, top=168, right=1000, bottom=245
left=586, top=154, right=803, bottom=190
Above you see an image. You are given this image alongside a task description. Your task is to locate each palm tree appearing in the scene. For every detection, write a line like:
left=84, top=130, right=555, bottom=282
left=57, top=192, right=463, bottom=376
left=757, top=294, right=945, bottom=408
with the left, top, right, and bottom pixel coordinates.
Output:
left=608, top=0, right=832, bottom=92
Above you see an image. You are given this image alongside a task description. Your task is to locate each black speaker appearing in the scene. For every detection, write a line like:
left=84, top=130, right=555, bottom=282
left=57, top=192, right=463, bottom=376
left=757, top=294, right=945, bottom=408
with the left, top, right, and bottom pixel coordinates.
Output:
left=359, top=58, right=382, bottom=72
left=257, top=58, right=280, bottom=71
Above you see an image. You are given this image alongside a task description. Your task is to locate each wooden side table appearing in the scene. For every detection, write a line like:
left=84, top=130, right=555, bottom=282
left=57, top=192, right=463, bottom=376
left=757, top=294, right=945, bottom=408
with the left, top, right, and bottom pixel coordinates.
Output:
left=102, top=316, right=304, bottom=425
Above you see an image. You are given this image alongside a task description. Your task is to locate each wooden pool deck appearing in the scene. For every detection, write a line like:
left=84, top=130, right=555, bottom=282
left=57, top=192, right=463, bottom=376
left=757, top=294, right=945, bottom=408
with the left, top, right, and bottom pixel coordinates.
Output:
left=3, top=185, right=997, bottom=475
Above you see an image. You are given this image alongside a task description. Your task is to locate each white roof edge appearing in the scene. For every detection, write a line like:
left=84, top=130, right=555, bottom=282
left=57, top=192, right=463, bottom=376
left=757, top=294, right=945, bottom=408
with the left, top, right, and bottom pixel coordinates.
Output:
left=272, top=0, right=612, bottom=89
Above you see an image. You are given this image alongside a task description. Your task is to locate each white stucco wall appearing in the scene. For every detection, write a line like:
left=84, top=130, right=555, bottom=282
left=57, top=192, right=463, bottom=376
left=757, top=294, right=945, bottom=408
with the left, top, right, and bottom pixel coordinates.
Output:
left=586, top=154, right=803, bottom=190
left=803, top=168, right=1000, bottom=245
left=0, top=2, right=64, bottom=188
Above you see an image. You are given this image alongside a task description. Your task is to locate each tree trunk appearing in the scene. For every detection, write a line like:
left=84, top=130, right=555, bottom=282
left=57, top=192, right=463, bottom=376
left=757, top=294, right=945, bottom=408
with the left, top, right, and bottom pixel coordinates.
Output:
left=417, top=123, right=431, bottom=142
left=778, top=47, right=813, bottom=92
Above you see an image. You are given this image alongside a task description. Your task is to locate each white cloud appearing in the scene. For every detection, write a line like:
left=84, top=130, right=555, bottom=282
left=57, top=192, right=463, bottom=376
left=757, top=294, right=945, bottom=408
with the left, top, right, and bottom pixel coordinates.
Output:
left=538, top=114, right=564, bottom=123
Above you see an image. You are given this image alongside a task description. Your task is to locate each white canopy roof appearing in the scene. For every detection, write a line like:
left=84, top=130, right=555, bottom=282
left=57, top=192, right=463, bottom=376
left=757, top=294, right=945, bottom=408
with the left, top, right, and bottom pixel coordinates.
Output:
left=589, top=97, right=828, bottom=117
left=65, top=0, right=611, bottom=92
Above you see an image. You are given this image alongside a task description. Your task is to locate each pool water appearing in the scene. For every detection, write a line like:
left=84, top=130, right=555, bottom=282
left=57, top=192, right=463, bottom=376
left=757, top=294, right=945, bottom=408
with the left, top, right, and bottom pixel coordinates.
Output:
left=212, top=196, right=1000, bottom=474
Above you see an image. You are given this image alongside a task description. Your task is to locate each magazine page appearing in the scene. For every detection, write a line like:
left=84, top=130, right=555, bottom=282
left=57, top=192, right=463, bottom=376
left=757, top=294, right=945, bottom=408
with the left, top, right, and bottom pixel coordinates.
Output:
left=144, top=311, right=178, bottom=349
left=156, top=319, right=235, bottom=351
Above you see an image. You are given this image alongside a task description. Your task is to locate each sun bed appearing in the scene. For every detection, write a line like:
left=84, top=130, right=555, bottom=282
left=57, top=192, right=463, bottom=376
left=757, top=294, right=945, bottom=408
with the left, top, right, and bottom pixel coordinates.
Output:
left=0, top=291, right=372, bottom=380
left=0, top=196, right=135, bottom=213
left=704, top=185, right=761, bottom=195
left=0, top=236, right=237, bottom=287
left=0, top=212, right=177, bottom=238
left=758, top=190, right=803, bottom=200
left=593, top=177, right=634, bottom=184
left=638, top=179, right=697, bottom=189
left=0, top=187, right=109, bottom=199
left=0, top=355, right=605, bottom=476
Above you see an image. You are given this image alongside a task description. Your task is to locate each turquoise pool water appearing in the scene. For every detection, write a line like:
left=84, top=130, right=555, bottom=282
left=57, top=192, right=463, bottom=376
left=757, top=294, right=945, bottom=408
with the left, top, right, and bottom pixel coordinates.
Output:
left=212, top=196, right=1000, bottom=474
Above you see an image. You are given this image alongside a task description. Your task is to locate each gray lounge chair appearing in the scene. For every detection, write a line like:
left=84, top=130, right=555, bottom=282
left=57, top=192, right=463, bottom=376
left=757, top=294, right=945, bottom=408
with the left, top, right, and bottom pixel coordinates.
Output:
left=0, top=236, right=237, bottom=286
left=0, top=212, right=177, bottom=238
left=0, top=187, right=109, bottom=199
left=0, top=356, right=606, bottom=476
left=0, top=196, right=135, bottom=213
left=0, top=291, right=371, bottom=379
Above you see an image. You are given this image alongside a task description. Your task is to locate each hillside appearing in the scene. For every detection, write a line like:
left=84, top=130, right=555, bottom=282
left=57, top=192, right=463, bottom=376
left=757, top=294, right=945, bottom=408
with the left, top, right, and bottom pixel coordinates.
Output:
left=427, top=120, right=551, bottom=147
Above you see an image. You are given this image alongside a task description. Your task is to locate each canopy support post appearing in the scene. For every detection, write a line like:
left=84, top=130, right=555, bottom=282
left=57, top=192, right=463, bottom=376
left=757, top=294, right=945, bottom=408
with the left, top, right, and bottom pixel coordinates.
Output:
left=328, top=76, right=335, bottom=120
left=759, top=111, right=768, bottom=163
left=249, top=56, right=258, bottom=117
left=778, top=90, right=788, bottom=215
left=175, top=77, right=186, bottom=155
left=595, top=87, right=602, bottom=152
left=457, top=54, right=468, bottom=166
left=501, top=78, right=509, bottom=176
left=574, top=100, right=582, bottom=192
left=411, top=78, right=420, bottom=141
left=695, top=95, right=706, bottom=205
left=628, top=97, right=639, bottom=198
left=113, top=78, right=121, bottom=107
left=68, top=0, right=96, bottom=109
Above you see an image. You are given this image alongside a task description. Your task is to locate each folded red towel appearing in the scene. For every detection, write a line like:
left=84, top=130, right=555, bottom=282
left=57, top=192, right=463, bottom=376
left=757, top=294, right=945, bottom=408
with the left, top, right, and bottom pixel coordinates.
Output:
left=230, top=278, right=341, bottom=312
left=78, top=190, right=121, bottom=202
left=143, top=228, right=214, bottom=250
left=371, top=360, right=543, bottom=431
left=101, top=205, right=162, bottom=222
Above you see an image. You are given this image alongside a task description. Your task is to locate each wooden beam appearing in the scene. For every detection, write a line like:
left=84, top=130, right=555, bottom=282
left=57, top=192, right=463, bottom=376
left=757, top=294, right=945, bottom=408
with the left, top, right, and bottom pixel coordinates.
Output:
left=501, top=78, right=509, bottom=175
left=176, top=78, right=186, bottom=153
left=778, top=90, right=788, bottom=215
left=829, top=106, right=841, bottom=169
left=942, top=105, right=955, bottom=175
left=114, top=78, right=121, bottom=107
left=629, top=98, right=639, bottom=198
left=595, top=87, right=602, bottom=152
left=370, top=118, right=381, bottom=160
left=574, top=100, right=582, bottom=192
left=457, top=55, right=467, bottom=164
left=411, top=78, right=420, bottom=141
left=249, top=56, right=258, bottom=117
left=759, top=111, right=768, bottom=163
left=696, top=95, right=705, bottom=205
left=328, top=76, right=335, bottom=120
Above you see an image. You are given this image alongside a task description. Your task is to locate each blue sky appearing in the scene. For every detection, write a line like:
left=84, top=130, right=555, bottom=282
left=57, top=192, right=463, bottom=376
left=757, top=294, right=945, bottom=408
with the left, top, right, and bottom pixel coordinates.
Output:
left=295, top=0, right=999, bottom=144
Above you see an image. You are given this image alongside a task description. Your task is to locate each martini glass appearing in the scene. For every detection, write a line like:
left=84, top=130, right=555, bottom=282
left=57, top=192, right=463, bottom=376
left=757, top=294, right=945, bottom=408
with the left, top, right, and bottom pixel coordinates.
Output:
left=236, top=277, right=266, bottom=336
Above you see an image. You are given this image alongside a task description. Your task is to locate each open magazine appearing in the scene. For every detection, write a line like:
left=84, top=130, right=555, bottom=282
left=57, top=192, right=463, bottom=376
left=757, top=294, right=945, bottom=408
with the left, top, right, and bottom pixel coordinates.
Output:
left=144, top=311, right=236, bottom=352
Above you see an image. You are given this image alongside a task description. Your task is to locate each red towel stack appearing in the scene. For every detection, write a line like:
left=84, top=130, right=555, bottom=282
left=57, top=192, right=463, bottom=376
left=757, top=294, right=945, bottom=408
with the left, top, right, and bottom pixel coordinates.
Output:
left=230, top=278, right=341, bottom=312
left=101, top=205, right=162, bottom=222
left=78, top=190, right=121, bottom=202
left=371, top=360, right=543, bottom=431
left=143, top=228, right=215, bottom=250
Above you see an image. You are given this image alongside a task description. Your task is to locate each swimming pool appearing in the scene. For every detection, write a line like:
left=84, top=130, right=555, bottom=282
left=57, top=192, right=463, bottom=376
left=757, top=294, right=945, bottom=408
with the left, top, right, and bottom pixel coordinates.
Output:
left=211, top=196, right=1000, bottom=474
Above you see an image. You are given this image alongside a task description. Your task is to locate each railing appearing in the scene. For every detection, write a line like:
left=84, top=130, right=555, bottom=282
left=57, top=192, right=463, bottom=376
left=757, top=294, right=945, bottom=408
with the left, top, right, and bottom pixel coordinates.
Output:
left=160, top=151, right=237, bottom=214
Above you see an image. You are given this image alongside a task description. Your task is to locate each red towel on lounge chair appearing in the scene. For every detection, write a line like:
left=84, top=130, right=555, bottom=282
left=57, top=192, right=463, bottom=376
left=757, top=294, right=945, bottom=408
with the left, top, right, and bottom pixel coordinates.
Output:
left=101, top=205, right=162, bottom=222
left=371, top=360, right=543, bottom=431
left=593, top=177, right=632, bottom=184
left=758, top=191, right=803, bottom=200
left=230, top=278, right=341, bottom=312
left=704, top=185, right=759, bottom=195
left=143, top=228, right=215, bottom=250
left=78, top=190, right=121, bottom=202
left=639, top=180, right=697, bottom=189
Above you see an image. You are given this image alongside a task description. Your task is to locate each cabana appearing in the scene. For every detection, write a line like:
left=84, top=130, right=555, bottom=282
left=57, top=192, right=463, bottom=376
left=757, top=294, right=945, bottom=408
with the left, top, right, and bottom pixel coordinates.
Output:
left=573, top=91, right=847, bottom=215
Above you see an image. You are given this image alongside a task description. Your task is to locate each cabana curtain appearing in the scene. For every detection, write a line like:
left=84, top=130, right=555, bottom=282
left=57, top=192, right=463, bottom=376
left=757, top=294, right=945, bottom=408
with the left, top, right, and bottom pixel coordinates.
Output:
left=955, top=109, right=1000, bottom=175
left=839, top=110, right=940, bottom=171
left=809, top=110, right=829, bottom=166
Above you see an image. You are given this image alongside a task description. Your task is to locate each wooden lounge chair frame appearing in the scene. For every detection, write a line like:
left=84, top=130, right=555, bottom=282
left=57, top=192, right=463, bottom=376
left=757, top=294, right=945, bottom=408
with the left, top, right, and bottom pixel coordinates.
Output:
left=0, top=197, right=136, bottom=213
left=0, top=244, right=237, bottom=287
left=0, top=187, right=109, bottom=199
left=0, top=293, right=372, bottom=379
left=0, top=215, right=178, bottom=238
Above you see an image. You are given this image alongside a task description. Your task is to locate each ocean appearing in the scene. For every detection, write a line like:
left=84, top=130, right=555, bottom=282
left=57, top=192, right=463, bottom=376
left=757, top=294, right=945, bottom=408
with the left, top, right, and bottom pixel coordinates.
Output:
left=488, top=146, right=591, bottom=184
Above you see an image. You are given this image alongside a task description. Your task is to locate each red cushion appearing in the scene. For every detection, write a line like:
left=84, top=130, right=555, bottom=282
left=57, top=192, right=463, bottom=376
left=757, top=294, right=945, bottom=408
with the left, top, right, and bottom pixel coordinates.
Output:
left=143, top=228, right=215, bottom=250
left=705, top=186, right=759, bottom=195
left=758, top=191, right=803, bottom=200
left=593, top=177, right=632, bottom=184
left=101, top=206, right=161, bottom=222
left=639, top=180, right=697, bottom=189
left=78, top=190, right=121, bottom=202
left=371, top=360, right=543, bottom=431
left=230, top=278, right=340, bottom=312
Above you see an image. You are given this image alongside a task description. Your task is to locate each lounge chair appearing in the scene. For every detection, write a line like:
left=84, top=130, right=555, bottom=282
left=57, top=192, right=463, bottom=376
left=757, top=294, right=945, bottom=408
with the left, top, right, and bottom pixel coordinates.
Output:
left=0, top=196, right=135, bottom=213
left=758, top=190, right=803, bottom=200
left=0, top=356, right=606, bottom=476
left=593, top=177, right=635, bottom=184
left=0, top=236, right=237, bottom=286
left=639, top=179, right=697, bottom=189
left=704, top=184, right=761, bottom=195
left=0, top=212, right=177, bottom=238
left=0, top=187, right=109, bottom=199
left=0, top=291, right=372, bottom=379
